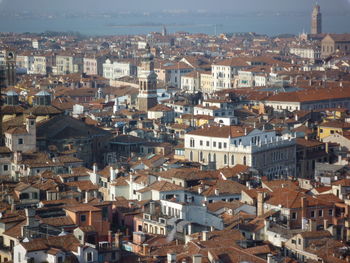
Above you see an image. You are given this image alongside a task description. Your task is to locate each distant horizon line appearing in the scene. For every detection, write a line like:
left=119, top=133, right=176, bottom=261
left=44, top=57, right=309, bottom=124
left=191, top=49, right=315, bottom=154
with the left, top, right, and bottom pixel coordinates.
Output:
left=1, top=10, right=350, bottom=16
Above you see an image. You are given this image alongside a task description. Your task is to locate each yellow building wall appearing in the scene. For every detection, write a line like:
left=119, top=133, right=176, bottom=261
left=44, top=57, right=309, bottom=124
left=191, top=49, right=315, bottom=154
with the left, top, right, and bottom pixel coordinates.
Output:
left=318, top=126, right=343, bottom=140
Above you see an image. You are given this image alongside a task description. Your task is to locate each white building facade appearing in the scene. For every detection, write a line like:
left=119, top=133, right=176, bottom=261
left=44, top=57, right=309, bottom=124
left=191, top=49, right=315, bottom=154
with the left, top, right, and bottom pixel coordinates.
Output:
left=184, top=126, right=296, bottom=179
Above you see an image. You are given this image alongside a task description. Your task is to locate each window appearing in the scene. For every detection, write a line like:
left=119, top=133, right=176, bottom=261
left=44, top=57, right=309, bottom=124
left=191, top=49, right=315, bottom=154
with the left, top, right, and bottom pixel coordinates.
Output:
left=57, top=256, right=63, bottom=263
left=318, top=210, right=323, bottom=217
left=206, top=141, right=209, bottom=147
left=218, top=142, right=222, bottom=149
left=102, top=207, right=108, bottom=219
left=213, top=142, right=216, bottom=147
left=80, top=215, right=87, bottom=222
left=18, top=253, right=21, bottom=262
left=87, top=252, right=93, bottom=262
left=231, top=155, right=234, bottom=165
left=224, top=155, right=227, bottom=165
left=311, top=211, right=315, bottom=218
left=19, top=193, right=29, bottom=200
left=18, top=138, right=23, bottom=145
left=224, top=143, right=227, bottom=148
left=328, top=209, right=333, bottom=216
left=292, top=212, right=297, bottom=220
left=3, top=165, right=8, bottom=171
left=298, top=238, right=301, bottom=245
left=200, top=140, right=203, bottom=146
left=190, top=138, right=195, bottom=147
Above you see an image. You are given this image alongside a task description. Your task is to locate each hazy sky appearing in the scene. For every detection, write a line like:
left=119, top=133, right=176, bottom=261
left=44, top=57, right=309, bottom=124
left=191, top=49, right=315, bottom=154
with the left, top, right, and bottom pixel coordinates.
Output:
left=1, top=0, right=350, bottom=13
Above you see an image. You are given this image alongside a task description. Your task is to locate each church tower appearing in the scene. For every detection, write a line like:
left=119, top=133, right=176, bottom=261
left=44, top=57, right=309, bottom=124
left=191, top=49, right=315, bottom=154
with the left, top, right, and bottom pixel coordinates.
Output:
left=0, top=50, right=17, bottom=146
left=311, top=4, right=322, bottom=35
left=137, top=43, right=158, bottom=112
left=162, top=25, right=167, bottom=36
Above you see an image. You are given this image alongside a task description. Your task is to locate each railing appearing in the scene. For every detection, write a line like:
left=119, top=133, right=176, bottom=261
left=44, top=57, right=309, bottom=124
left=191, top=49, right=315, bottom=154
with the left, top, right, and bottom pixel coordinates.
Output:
left=97, top=243, right=120, bottom=252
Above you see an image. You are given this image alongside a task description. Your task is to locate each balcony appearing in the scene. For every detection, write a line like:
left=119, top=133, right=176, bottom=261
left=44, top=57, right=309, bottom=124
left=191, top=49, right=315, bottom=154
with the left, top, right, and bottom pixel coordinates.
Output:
left=97, top=242, right=120, bottom=252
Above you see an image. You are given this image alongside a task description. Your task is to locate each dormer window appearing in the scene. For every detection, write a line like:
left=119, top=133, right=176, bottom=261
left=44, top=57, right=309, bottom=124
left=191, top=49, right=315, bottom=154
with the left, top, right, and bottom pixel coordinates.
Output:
left=80, top=215, right=87, bottom=222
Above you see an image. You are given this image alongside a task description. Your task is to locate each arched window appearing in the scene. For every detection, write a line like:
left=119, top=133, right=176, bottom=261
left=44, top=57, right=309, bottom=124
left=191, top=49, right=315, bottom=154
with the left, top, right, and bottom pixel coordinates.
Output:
left=190, top=151, right=193, bottom=161
left=200, top=152, right=203, bottom=161
left=213, top=154, right=216, bottom=162
left=231, top=155, right=234, bottom=165
left=224, top=154, right=227, bottom=165
left=243, top=156, right=247, bottom=166
left=208, top=153, right=211, bottom=162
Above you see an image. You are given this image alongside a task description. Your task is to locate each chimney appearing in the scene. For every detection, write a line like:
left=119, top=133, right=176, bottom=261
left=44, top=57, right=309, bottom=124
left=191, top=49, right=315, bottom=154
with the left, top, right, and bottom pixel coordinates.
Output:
left=193, top=254, right=202, bottom=263
left=267, top=254, right=273, bottom=263
left=198, top=185, right=203, bottom=194
left=108, top=230, right=112, bottom=244
left=188, top=224, right=192, bottom=235
left=309, top=219, right=317, bottom=232
left=77, top=246, right=83, bottom=258
left=25, top=208, right=36, bottom=227
left=14, top=151, right=22, bottom=164
left=324, top=219, right=328, bottom=230
left=214, top=188, right=220, bottom=196
left=295, top=114, right=299, bottom=121
left=93, top=163, right=97, bottom=174
left=114, top=232, right=122, bottom=248
left=338, top=155, right=343, bottom=164
left=110, top=166, right=116, bottom=182
left=202, top=231, right=208, bottom=241
left=84, top=191, right=89, bottom=203
left=143, top=244, right=149, bottom=255
left=167, top=253, right=176, bottom=263
left=257, top=192, right=264, bottom=217
left=246, top=181, right=252, bottom=190
left=301, top=196, right=308, bottom=230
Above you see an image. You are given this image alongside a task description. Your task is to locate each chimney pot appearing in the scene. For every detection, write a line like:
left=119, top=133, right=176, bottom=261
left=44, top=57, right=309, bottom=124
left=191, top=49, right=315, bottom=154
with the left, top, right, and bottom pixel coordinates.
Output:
left=143, top=244, right=149, bottom=255
left=202, top=231, right=208, bottom=241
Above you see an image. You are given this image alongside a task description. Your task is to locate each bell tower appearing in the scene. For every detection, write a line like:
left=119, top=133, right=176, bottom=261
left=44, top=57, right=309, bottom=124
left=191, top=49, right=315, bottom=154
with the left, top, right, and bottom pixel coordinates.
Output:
left=0, top=50, right=17, bottom=146
left=311, top=4, right=322, bottom=35
left=137, top=43, right=158, bottom=112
